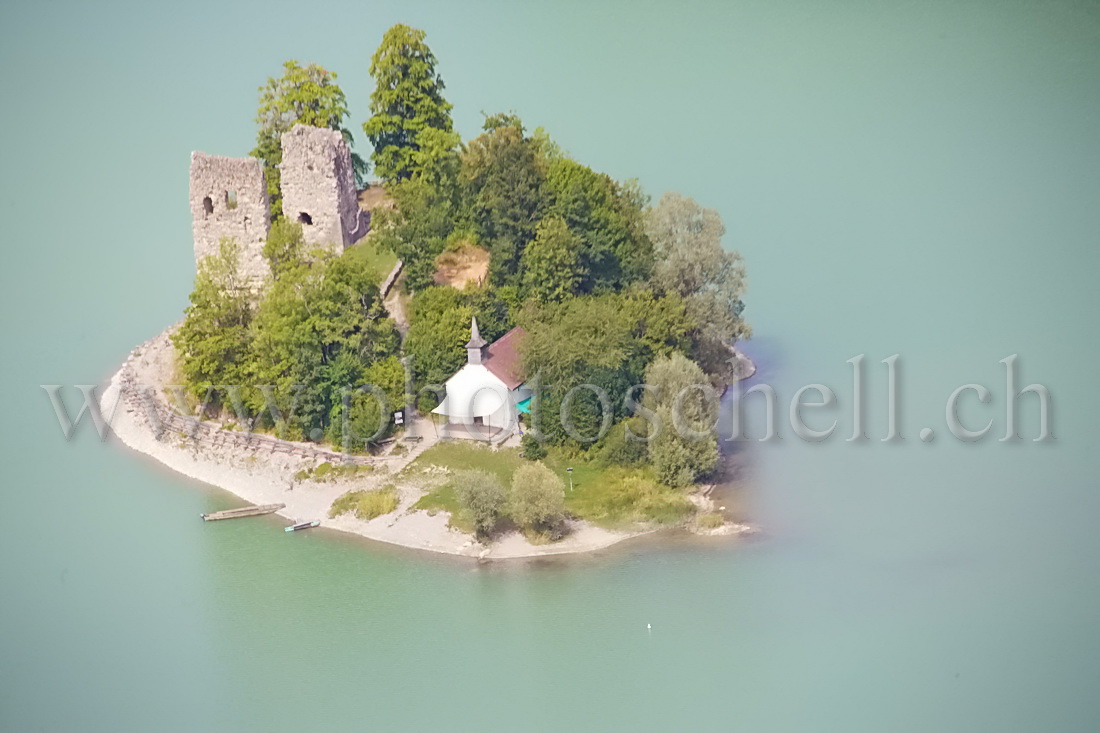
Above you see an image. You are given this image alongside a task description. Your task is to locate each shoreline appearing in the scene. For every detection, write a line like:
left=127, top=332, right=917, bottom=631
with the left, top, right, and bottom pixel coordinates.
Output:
left=103, top=328, right=672, bottom=560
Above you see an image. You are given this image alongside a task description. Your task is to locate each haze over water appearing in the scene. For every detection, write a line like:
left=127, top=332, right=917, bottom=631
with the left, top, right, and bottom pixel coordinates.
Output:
left=2, top=1, right=1098, bottom=730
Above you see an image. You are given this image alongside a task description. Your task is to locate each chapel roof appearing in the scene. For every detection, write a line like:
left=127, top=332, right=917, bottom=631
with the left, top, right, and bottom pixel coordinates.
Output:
left=483, top=326, right=527, bottom=390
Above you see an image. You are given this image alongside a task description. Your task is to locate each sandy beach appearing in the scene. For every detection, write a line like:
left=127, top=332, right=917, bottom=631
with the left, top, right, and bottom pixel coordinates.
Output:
left=102, top=328, right=657, bottom=559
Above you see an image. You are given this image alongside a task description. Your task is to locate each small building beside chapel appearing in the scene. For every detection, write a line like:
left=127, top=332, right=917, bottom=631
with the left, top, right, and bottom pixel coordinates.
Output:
left=432, top=318, right=530, bottom=441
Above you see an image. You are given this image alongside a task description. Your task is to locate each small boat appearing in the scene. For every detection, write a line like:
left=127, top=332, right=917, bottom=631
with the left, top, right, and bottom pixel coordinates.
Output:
left=201, top=503, right=285, bottom=521
left=284, top=520, right=320, bottom=533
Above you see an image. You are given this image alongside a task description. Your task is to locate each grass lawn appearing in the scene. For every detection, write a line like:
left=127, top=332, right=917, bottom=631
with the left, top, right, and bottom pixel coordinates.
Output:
left=407, top=442, right=524, bottom=533
left=542, top=452, right=694, bottom=528
left=403, top=441, right=524, bottom=484
left=344, top=236, right=399, bottom=282
left=406, top=441, right=694, bottom=531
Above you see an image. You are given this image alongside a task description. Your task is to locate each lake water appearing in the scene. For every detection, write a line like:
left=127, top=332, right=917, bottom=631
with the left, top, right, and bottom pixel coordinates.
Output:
left=2, top=1, right=1098, bottom=730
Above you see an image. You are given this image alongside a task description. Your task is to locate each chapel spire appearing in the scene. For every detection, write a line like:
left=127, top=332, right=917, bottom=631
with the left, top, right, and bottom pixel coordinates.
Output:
left=466, top=316, right=487, bottom=365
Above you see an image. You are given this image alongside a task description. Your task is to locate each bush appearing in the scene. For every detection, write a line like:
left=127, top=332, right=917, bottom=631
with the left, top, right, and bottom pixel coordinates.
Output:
left=643, top=354, right=719, bottom=486
left=329, top=485, right=399, bottom=520
left=567, top=468, right=694, bottom=525
left=697, top=511, right=724, bottom=530
left=594, top=418, right=647, bottom=467
left=521, top=432, right=547, bottom=460
left=453, top=469, right=507, bottom=539
left=509, top=462, right=566, bottom=534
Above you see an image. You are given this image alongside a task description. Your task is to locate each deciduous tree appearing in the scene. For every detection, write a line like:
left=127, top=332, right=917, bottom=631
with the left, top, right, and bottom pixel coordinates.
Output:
left=461, top=122, right=548, bottom=286
left=364, top=24, right=455, bottom=182
left=520, top=215, right=584, bottom=302
left=172, top=238, right=253, bottom=400
left=646, top=193, right=750, bottom=383
left=545, top=158, right=652, bottom=291
left=251, top=60, right=363, bottom=219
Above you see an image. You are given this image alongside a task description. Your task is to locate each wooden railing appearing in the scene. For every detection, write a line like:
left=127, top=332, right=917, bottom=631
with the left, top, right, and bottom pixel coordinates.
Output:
left=117, top=356, right=373, bottom=466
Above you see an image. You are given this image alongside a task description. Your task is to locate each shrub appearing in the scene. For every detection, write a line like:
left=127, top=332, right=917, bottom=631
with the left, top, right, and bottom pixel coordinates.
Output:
left=521, top=432, right=547, bottom=460
left=329, top=485, right=399, bottom=520
left=594, top=419, right=647, bottom=467
left=697, top=511, right=724, bottom=530
left=509, top=462, right=566, bottom=534
left=453, top=469, right=507, bottom=539
left=643, top=354, right=719, bottom=487
left=569, top=468, right=694, bottom=525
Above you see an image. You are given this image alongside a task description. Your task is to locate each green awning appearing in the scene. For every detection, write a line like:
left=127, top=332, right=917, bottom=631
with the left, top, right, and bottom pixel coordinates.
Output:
left=516, top=396, right=532, bottom=414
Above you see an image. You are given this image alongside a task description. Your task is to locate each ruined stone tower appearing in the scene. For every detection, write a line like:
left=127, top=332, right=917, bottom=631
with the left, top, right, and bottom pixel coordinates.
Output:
left=279, top=124, right=370, bottom=251
left=189, top=124, right=370, bottom=288
left=189, top=153, right=271, bottom=288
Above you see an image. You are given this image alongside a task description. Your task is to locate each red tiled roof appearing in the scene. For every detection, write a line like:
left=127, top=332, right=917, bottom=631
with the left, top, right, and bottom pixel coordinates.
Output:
left=483, top=326, right=527, bottom=390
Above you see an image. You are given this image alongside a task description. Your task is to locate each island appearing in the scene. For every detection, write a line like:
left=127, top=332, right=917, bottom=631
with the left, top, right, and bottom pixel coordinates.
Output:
left=103, top=23, right=756, bottom=559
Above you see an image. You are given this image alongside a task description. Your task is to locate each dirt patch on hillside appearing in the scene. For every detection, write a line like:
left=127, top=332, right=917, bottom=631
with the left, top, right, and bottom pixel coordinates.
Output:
left=358, top=185, right=395, bottom=213
left=434, top=244, right=489, bottom=289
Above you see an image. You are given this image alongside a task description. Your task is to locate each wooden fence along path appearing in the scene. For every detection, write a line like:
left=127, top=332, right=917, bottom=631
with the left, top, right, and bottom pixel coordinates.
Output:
left=117, top=357, right=373, bottom=466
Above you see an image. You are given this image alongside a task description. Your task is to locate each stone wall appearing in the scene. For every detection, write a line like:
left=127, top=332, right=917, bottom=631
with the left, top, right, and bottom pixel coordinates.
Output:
left=189, top=153, right=271, bottom=287
left=279, top=124, right=370, bottom=251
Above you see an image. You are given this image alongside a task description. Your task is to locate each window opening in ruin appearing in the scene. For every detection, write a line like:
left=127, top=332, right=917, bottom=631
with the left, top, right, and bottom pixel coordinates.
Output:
left=202, top=196, right=214, bottom=217
left=298, top=212, right=313, bottom=225
left=225, top=190, right=238, bottom=210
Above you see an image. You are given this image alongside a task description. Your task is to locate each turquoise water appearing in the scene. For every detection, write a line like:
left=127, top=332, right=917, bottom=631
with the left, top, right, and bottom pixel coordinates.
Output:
left=2, top=1, right=1099, bottom=730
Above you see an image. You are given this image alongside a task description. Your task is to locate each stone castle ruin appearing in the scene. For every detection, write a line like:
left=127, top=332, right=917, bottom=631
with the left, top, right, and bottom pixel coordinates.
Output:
left=280, top=125, right=370, bottom=248
left=189, top=124, right=370, bottom=288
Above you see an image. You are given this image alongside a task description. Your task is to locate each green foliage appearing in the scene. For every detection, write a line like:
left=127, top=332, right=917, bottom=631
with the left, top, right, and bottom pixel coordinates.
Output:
left=646, top=192, right=750, bottom=382
left=482, top=111, right=525, bottom=133
left=521, top=432, right=547, bottom=460
left=541, top=452, right=693, bottom=527
left=404, top=301, right=473, bottom=400
left=521, top=215, right=584, bottom=302
left=403, top=285, right=512, bottom=402
left=370, top=177, right=458, bottom=290
left=262, top=218, right=307, bottom=281
left=530, top=126, right=566, bottom=164
left=509, top=462, right=566, bottom=533
left=329, top=485, right=399, bottom=520
left=403, top=442, right=524, bottom=486
left=410, top=126, right=462, bottom=189
left=642, top=353, right=719, bottom=487
left=545, top=158, right=653, bottom=291
left=408, top=442, right=692, bottom=533
left=452, top=469, right=507, bottom=539
left=582, top=470, right=694, bottom=525
left=594, top=418, right=648, bottom=468
left=342, top=236, right=399, bottom=282
left=172, top=238, right=253, bottom=401
left=520, top=291, right=693, bottom=448
left=244, top=229, right=400, bottom=437
left=251, top=60, right=363, bottom=219
left=461, top=123, right=549, bottom=286
left=364, top=24, right=455, bottom=183
left=327, top=355, right=406, bottom=452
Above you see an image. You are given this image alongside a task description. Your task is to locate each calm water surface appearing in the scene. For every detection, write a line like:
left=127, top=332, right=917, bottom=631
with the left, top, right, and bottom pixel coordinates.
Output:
left=2, top=1, right=1098, bottom=731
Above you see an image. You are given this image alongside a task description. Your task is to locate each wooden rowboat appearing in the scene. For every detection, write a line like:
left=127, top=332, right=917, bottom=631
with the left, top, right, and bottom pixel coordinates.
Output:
left=284, top=520, right=320, bottom=533
left=201, top=503, right=285, bottom=521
